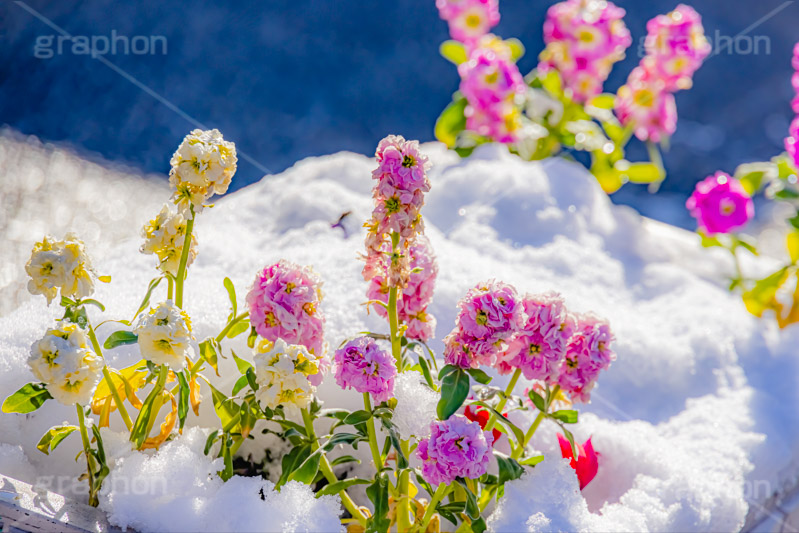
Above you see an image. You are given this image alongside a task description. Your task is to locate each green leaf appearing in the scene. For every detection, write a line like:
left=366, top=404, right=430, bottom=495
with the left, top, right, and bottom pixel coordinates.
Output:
left=615, top=161, right=662, bottom=184
left=528, top=389, right=546, bottom=413
left=436, top=367, right=470, bottom=420
left=247, top=326, right=258, bottom=349
left=289, top=449, right=322, bottom=484
left=204, top=430, right=219, bottom=455
left=130, top=381, right=163, bottom=448
left=505, top=38, right=525, bottom=62
left=343, top=410, right=372, bottom=426
left=472, top=401, right=525, bottom=446
left=325, top=433, right=363, bottom=449
left=742, top=267, right=791, bottom=317
left=434, top=95, right=468, bottom=148
left=2, top=383, right=52, bottom=413
left=277, top=444, right=311, bottom=489
left=231, top=351, right=253, bottom=374
left=132, top=277, right=163, bottom=321
left=588, top=93, right=616, bottom=110
left=81, top=299, right=105, bottom=311
left=208, top=382, right=240, bottom=432
left=699, top=232, right=723, bottom=248
left=246, top=367, right=259, bottom=392
left=225, top=320, right=250, bottom=339
left=365, top=473, right=391, bottom=533
left=495, top=451, right=525, bottom=485
left=456, top=479, right=481, bottom=520
left=330, top=455, right=361, bottom=467
left=223, top=277, right=237, bottom=317
left=199, top=339, right=220, bottom=377
left=439, top=40, right=468, bottom=65
left=63, top=305, right=88, bottom=328
left=789, top=232, right=799, bottom=264
left=381, top=418, right=408, bottom=469
left=232, top=375, right=249, bottom=396
left=177, top=371, right=190, bottom=430
left=103, top=330, right=138, bottom=350
left=438, top=364, right=458, bottom=381
left=520, top=454, right=544, bottom=466
left=417, top=357, right=437, bottom=391
left=549, top=409, right=578, bottom=424
left=561, top=428, right=578, bottom=458
left=315, top=477, right=371, bottom=498
left=466, top=367, right=492, bottom=385
left=437, top=501, right=466, bottom=514
left=540, top=69, right=563, bottom=98
left=472, top=516, right=488, bottom=533
left=36, top=425, right=78, bottom=455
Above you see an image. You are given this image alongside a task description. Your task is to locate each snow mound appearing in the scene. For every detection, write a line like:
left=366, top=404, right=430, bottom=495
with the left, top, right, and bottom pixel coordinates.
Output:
left=1, top=142, right=797, bottom=531
left=393, top=371, right=439, bottom=440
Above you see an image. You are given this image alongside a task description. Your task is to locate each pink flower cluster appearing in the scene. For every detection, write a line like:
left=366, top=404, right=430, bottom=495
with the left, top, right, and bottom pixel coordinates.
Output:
left=686, top=171, right=754, bottom=235
left=556, top=313, right=615, bottom=403
left=496, top=292, right=575, bottom=382
left=785, top=44, right=799, bottom=168
left=436, top=0, right=500, bottom=46
left=445, top=283, right=615, bottom=403
left=459, top=45, right=526, bottom=143
left=246, top=260, right=326, bottom=357
left=538, top=0, right=632, bottom=103
left=363, top=135, right=432, bottom=289
left=366, top=236, right=438, bottom=342
left=334, top=336, right=397, bottom=403
left=416, top=415, right=493, bottom=485
left=444, top=280, right=522, bottom=367
left=615, top=5, right=709, bottom=142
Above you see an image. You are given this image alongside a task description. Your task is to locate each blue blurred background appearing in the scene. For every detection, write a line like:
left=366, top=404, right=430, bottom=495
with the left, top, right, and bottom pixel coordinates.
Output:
left=2, top=0, right=797, bottom=224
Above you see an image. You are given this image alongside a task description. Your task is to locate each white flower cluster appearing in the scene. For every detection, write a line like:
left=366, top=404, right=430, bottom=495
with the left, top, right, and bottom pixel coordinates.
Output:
left=28, top=322, right=103, bottom=406
left=25, top=233, right=96, bottom=304
left=253, top=339, right=319, bottom=412
left=140, top=205, right=198, bottom=276
left=169, top=128, right=237, bottom=216
left=134, top=300, right=195, bottom=370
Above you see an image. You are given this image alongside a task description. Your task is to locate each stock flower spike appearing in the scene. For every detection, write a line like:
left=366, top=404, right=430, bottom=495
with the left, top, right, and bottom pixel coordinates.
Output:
left=140, top=204, right=198, bottom=276
left=557, top=313, right=615, bottom=403
left=558, top=433, right=599, bottom=490
left=169, top=128, right=237, bottom=216
left=436, top=0, right=500, bottom=45
left=615, top=66, right=678, bottom=143
left=417, top=415, right=494, bottom=485
left=253, top=339, right=319, bottom=412
left=28, top=322, right=103, bottom=406
left=25, top=233, right=96, bottom=304
left=497, top=292, right=575, bottom=382
left=334, top=336, right=397, bottom=403
left=452, top=279, right=522, bottom=362
left=686, top=172, right=755, bottom=235
left=134, top=300, right=195, bottom=371
left=246, top=260, right=326, bottom=357
left=538, top=0, right=632, bottom=102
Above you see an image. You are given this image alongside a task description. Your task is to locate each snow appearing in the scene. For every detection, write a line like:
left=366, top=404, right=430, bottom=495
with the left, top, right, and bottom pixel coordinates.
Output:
left=392, top=372, right=439, bottom=440
left=1, top=141, right=799, bottom=531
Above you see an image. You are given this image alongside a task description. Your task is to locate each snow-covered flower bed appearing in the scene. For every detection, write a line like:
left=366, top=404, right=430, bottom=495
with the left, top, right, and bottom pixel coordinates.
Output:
left=2, top=140, right=797, bottom=531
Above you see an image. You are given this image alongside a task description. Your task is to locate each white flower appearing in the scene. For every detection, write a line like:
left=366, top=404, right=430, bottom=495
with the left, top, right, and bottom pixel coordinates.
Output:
left=524, top=88, right=564, bottom=126
left=565, top=120, right=610, bottom=152
left=140, top=205, right=198, bottom=275
left=28, top=322, right=103, bottom=406
left=134, top=300, right=194, bottom=370
left=253, top=339, right=317, bottom=412
left=169, top=129, right=237, bottom=216
left=25, top=233, right=96, bottom=304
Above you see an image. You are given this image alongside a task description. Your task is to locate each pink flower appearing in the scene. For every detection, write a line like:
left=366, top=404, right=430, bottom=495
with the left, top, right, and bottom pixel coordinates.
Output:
left=465, top=101, right=523, bottom=144
left=497, top=292, right=575, bottom=382
left=334, top=336, right=397, bottom=403
left=416, top=415, right=494, bottom=485
left=686, top=172, right=754, bottom=235
left=366, top=236, right=439, bottom=342
left=557, top=313, right=614, bottom=403
left=643, top=4, right=710, bottom=91
left=454, top=280, right=522, bottom=361
left=437, top=0, right=500, bottom=45
left=459, top=48, right=526, bottom=107
left=538, top=0, right=631, bottom=102
left=787, top=117, right=799, bottom=169
left=614, top=66, right=677, bottom=143
left=246, top=260, right=325, bottom=356
left=558, top=433, right=598, bottom=490
left=443, top=328, right=480, bottom=369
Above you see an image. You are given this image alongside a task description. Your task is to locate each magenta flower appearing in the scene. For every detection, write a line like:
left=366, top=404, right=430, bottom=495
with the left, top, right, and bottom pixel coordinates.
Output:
left=436, top=0, right=500, bottom=45
left=787, top=117, right=799, bottom=169
left=454, top=280, right=522, bottom=361
left=416, top=415, right=494, bottom=486
left=465, top=100, right=523, bottom=144
left=558, top=433, right=598, bottom=490
left=615, top=66, right=677, bottom=143
left=366, top=236, right=438, bottom=342
left=459, top=48, right=526, bottom=107
left=538, top=0, right=631, bottom=102
left=334, top=336, right=397, bottom=403
left=497, top=292, right=575, bottom=382
left=557, top=313, right=615, bottom=403
left=246, top=260, right=325, bottom=356
left=642, top=4, right=711, bottom=92
left=686, top=172, right=754, bottom=235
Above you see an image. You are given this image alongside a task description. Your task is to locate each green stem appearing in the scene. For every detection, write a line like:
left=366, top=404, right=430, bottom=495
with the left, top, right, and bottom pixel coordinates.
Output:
left=140, top=365, right=168, bottom=447
left=86, top=322, right=133, bottom=430
left=646, top=141, right=666, bottom=193
left=416, top=483, right=449, bottom=533
left=484, top=368, right=522, bottom=432
left=167, top=276, right=174, bottom=300
left=76, top=404, right=99, bottom=507
left=301, top=408, right=367, bottom=526
left=215, top=312, right=249, bottom=343
left=514, top=385, right=560, bottom=460
left=397, top=440, right=412, bottom=531
left=363, top=394, right=383, bottom=470
left=174, top=207, right=195, bottom=308
left=387, top=232, right=402, bottom=369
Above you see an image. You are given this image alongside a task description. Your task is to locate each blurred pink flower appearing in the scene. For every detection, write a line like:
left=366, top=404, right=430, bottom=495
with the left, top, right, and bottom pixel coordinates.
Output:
left=686, top=171, right=754, bottom=235
left=436, top=0, right=500, bottom=45
left=615, top=66, right=677, bottom=143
